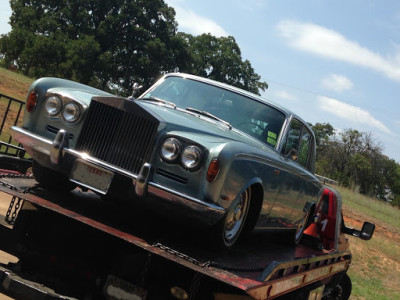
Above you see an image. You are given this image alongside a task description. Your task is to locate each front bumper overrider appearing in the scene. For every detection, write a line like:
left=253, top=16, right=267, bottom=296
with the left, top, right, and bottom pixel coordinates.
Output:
left=11, top=126, right=225, bottom=226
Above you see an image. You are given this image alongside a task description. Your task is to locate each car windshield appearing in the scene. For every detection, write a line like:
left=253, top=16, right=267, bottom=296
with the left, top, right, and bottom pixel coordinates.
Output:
left=141, top=76, right=286, bottom=149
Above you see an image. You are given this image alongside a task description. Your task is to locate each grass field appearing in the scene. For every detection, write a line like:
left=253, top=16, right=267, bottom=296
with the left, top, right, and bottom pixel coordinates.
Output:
left=0, top=67, right=33, bottom=155
left=0, top=67, right=33, bottom=101
left=0, top=67, right=399, bottom=299
left=338, top=186, right=400, bottom=300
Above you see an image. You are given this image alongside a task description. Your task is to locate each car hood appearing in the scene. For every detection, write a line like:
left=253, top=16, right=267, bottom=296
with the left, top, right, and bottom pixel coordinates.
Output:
left=139, top=101, right=277, bottom=154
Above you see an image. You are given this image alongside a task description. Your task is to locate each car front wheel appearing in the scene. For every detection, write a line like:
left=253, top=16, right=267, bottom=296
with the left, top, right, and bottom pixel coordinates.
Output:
left=32, top=160, right=76, bottom=192
left=215, top=187, right=251, bottom=249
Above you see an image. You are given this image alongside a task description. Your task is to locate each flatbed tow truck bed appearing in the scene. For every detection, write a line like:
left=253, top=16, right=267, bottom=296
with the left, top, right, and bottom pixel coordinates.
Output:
left=0, top=171, right=354, bottom=300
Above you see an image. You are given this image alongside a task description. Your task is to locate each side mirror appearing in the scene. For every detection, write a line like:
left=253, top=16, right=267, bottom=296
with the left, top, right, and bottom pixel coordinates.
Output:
left=360, top=222, right=375, bottom=240
left=343, top=221, right=375, bottom=241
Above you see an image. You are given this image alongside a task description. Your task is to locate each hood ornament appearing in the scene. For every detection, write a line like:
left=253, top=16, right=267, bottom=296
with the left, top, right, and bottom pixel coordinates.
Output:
left=129, top=82, right=143, bottom=100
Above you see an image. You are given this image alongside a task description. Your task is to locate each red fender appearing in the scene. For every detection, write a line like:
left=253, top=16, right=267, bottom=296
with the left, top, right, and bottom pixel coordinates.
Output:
left=304, top=188, right=338, bottom=250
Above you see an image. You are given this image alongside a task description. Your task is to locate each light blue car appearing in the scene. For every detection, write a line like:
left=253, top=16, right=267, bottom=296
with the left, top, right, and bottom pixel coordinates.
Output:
left=12, top=73, right=322, bottom=248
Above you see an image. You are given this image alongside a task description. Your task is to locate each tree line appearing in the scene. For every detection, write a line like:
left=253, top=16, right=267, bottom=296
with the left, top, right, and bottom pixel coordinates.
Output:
left=0, top=0, right=267, bottom=95
left=311, top=123, right=400, bottom=207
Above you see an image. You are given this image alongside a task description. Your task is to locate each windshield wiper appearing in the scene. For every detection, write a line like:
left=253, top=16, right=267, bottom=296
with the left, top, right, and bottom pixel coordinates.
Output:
left=186, top=107, right=232, bottom=129
left=139, top=96, right=176, bottom=109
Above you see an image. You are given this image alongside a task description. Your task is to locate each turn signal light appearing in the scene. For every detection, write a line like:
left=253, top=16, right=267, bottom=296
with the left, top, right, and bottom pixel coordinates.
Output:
left=206, top=159, right=220, bottom=182
left=26, top=91, right=38, bottom=112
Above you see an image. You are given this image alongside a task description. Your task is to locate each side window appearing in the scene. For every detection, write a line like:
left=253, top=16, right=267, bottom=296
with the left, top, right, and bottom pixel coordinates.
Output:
left=283, top=119, right=313, bottom=170
left=283, top=119, right=302, bottom=159
left=298, top=128, right=311, bottom=168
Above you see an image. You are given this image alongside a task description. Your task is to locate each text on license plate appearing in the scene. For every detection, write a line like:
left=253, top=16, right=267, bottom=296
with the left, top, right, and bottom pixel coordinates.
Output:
left=70, top=160, right=113, bottom=194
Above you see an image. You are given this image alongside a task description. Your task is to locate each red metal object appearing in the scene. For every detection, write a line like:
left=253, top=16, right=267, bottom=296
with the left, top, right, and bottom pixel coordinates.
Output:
left=319, top=189, right=339, bottom=250
left=0, top=169, right=21, bottom=175
left=304, top=188, right=341, bottom=250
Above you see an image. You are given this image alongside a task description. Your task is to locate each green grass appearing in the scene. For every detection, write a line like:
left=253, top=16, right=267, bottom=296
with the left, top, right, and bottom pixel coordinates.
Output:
left=0, top=67, right=33, bottom=157
left=336, top=186, right=400, bottom=299
left=338, top=186, right=400, bottom=229
left=0, top=67, right=34, bottom=101
left=351, top=273, right=400, bottom=300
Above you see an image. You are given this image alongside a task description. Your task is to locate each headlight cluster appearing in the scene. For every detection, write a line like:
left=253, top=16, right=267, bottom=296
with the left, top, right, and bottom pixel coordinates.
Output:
left=44, top=95, right=82, bottom=124
left=160, top=137, right=203, bottom=170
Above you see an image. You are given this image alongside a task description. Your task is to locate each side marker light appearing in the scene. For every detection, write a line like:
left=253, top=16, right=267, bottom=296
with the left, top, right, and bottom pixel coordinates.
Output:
left=206, top=159, right=220, bottom=182
left=27, top=91, right=38, bottom=112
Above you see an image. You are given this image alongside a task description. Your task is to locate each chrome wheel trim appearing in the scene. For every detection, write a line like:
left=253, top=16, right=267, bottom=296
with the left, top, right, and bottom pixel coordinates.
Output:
left=223, top=188, right=250, bottom=245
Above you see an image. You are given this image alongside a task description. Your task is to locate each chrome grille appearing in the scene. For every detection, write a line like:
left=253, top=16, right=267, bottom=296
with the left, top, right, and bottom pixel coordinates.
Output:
left=75, top=100, right=159, bottom=174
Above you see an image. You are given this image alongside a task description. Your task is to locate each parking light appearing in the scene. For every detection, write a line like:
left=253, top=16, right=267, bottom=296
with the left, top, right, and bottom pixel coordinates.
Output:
left=207, top=159, right=220, bottom=182
left=26, top=91, right=38, bottom=112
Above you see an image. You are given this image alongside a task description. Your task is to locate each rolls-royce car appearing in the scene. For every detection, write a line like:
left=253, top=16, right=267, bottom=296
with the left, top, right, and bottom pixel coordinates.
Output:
left=11, top=73, right=322, bottom=248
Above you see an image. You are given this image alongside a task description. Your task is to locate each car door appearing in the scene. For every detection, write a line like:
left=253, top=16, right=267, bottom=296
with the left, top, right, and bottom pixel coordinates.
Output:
left=292, top=123, right=321, bottom=224
left=260, top=119, right=304, bottom=230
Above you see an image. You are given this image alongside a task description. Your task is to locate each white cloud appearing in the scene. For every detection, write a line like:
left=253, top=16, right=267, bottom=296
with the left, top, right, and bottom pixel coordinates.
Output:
left=275, top=90, right=297, bottom=101
left=167, top=2, right=229, bottom=37
left=277, top=20, right=400, bottom=82
left=321, top=74, right=354, bottom=92
left=317, top=96, right=391, bottom=134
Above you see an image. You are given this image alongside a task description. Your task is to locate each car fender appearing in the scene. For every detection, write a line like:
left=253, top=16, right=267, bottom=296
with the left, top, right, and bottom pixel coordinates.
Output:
left=218, top=152, right=278, bottom=213
left=23, top=78, right=111, bottom=124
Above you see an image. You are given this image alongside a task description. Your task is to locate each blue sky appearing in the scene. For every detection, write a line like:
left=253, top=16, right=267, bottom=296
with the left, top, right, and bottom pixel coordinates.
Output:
left=1, top=0, right=400, bottom=162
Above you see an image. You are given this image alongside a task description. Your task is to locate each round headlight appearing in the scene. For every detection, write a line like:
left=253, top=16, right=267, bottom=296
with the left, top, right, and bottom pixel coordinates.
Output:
left=161, top=138, right=181, bottom=161
left=45, top=95, right=62, bottom=116
left=180, top=146, right=202, bottom=170
left=62, top=102, right=81, bottom=123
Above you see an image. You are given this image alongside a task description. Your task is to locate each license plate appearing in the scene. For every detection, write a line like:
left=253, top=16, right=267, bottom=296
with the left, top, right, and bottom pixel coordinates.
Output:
left=70, top=160, right=113, bottom=194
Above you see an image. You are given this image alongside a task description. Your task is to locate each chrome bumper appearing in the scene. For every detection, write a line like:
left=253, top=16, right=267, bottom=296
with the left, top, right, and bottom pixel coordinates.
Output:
left=11, top=126, right=225, bottom=224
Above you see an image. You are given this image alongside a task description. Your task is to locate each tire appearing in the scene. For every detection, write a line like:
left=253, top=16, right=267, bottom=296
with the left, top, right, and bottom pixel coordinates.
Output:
left=214, top=187, right=251, bottom=249
left=325, top=273, right=352, bottom=300
left=32, top=160, right=76, bottom=192
left=293, top=205, right=313, bottom=245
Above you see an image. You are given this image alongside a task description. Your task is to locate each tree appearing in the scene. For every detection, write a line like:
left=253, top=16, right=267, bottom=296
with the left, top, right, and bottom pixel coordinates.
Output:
left=177, top=33, right=268, bottom=95
left=310, top=122, right=334, bottom=162
left=312, top=124, right=400, bottom=203
left=311, top=123, right=334, bottom=148
left=1, top=0, right=268, bottom=95
left=0, top=0, right=183, bottom=93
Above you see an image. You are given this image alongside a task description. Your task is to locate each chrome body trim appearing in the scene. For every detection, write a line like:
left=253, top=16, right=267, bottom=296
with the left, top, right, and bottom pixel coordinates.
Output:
left=50, top=129, right=69, bottom=165
left=11, top=126, right=225, bottom=220
left=135, top=163, right=151, bottom=197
